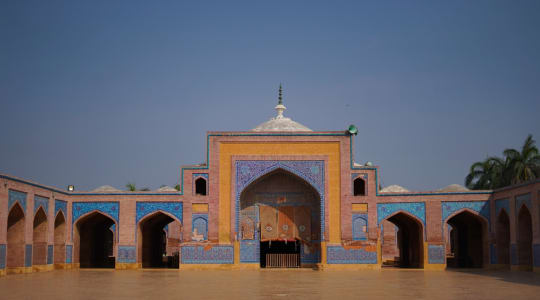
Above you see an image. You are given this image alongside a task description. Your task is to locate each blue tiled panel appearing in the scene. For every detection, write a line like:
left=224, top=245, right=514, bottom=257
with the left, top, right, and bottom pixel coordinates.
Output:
left=490, top=244, right=497, bottom=265
left=515, top=193, right=531, bottom=213
left=510, top=244, right=518, bottom=265
left=240, top=242, right=259, bottom=263
left=47, top=245, right=53, bottom=264
left=136, top=201, right=183, bottom=224
left=495, top=198, right=510, bottom=216
left=0, top=244, right=6, bottom=269
left=72, top=202, right=119, bottom=224
left=326, top=245, right=377, bottom=264
left=352, top=213, right=368, bottom=241
left=533, top=244, right=540, bottom=268
left=66, top=245, right=73, bottom=263
left=34, top=195, right=49, bottom=215
left=235, top=160, right=325, bottom=240
left=55, top=200, right=67, bottom=217
left=192, top=213, right=208, bottom=241
left=181, top=245, right=234, bottom=264
left=8, top=190, right=27, bottom=211
left=377, top=202, right=425, bottom=225
left=441, top=201, right=490, bottom=223
left=117, top=246, right=136, bottom=263
left=25, top=245, right=32, bottom=267
left=428, top=245, right=445, bottom=264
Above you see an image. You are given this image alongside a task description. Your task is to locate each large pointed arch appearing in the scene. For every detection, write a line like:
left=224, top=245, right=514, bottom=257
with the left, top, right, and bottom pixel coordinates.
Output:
left=496, top=209, right=510, bottom=266
left=32, top=207, right=48, bottom=266
left=74, top=210, right=116, bottom=268
left=517, top=204, right=533, bottom=270
left=54, top=210, right=67, bottom=265
left=137, top=210, right=181, bottom=268
left=381, top=210, right=424, bottom=268
left=7, top=202, right=26, bottom=270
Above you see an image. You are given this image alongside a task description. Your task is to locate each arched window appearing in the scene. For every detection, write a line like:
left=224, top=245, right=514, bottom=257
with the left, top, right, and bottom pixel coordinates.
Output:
left=353, top=178, right=366, bottom=196
left=195, top=177, right=207, bottom=196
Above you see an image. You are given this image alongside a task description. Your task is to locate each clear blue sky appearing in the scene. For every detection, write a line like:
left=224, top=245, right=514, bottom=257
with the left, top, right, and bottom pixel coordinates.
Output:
left=1, top=1, right=539, bottom=191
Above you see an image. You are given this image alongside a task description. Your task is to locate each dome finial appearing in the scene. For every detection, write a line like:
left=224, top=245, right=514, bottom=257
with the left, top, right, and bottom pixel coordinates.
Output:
left=275, top=84, right=286, bottom=119
left=278, top=83, right=283, bottom=105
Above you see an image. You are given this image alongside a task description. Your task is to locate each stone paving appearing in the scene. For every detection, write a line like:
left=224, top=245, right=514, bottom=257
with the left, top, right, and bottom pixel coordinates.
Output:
left=1, top=269, right=540, bottom=299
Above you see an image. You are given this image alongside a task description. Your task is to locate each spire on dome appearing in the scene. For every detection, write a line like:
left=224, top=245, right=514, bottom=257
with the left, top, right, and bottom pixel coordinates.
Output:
left=275, top=84, right=286, bottom=119
left=278, top=84, right=283, bottom=105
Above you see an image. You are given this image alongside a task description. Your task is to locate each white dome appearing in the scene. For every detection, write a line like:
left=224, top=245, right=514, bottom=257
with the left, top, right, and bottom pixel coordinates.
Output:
left=380, top=185, right=410, bottom=193
left=92, top=185, right=121, bottom=192
left=438, top=184, right=470, bottom=192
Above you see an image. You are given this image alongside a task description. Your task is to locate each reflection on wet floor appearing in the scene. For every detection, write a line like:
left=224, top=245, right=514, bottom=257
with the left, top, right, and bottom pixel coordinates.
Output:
left=1, top=269, right=540, bottom=300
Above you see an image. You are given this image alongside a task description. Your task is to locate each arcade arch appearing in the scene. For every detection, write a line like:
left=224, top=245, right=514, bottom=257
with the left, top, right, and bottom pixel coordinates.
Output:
left=496, top=210, right=510, bottom=266
left=517, top=205, right=533, bottom=270
left=137, top=212, right=181, bottom=268
left=383, top=212, right=424, bottom=268
left=74, top=211, right=115, bottom=268
left=32, top=207, right=48, bottom=266
left=445, top=210, right=487, bottom=268
left=54, top=211, right=66, bottom=264
left=7, top=203, right=25, bottom=269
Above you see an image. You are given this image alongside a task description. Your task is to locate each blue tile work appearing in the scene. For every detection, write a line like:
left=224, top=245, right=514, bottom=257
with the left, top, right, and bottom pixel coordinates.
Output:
left=235, top=160, right=325, bottom=240
left=192, top=173, right=209, bottom=195
left=34, top=195, right=49, bottom=215
left=8, top=190, right=27, bottom=211
left=428, top=245, right=445, bottom=264
left=0, top=244, right=6, bottom=269
left=47, top=245, right=53, bottom=264
left=534, top=244, right=540, bottom=268
left=135, top=202, right=183, bottom=224
left=55, top=200, right=67, bottom=217
left=240, top=242, right=259, bottom=263
left=495, top=198, right=510, bottom=216
left=25, top=245, right=32, bottom=267
left=377, top=202, right=425, bottom=225
left=490, top=244, right=497, bottom=264
left=301, top=244, right=321, bottom=264
left=441, top=201, right=490, bottom=223
left=192, top=213, right=208, bottom=241
left=515, top=193, right=531, bottom=213
left=118, top=246, right=136, bottom=263
left=511, top=244, right=518, bottom=265
left=327, top=245, right=377, bottom=264
left=181, top=245, right=234, bottom=264
left=72, top=202, right=119, bottom=224
left=352, top=213, right=368, bottom=241
left=66, top=245, right=72, bottom=263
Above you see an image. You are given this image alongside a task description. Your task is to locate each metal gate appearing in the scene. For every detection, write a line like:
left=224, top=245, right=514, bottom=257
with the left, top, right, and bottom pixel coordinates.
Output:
left=265, top=253, right=300, bottom=268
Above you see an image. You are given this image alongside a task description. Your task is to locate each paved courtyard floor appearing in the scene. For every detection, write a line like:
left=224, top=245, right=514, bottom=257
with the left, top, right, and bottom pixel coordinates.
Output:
left=1, top=268, right=540, bottom=300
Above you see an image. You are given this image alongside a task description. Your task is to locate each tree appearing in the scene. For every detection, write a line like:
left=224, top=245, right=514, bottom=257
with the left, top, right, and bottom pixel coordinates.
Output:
left=126, top=182, right=136, bottom=191
left=504, top=134, right=540, bottom=184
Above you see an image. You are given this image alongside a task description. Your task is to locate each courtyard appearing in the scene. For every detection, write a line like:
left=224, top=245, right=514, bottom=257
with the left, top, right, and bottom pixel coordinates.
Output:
left=1, top=269, right=540, bottom=299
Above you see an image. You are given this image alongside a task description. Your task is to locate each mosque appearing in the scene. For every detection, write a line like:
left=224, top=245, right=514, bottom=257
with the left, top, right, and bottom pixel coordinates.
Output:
left=1, top=90, right=539, bottom=275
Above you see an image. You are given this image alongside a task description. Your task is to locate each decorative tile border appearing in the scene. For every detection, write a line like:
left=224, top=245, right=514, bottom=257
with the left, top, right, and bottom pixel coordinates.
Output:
left=534, top=244, right=540, bottom=268
left=0, top=244, right=6, bottom=269
left=72, top=202, right=119, bottom=224
left=235, top=160, right=325, bottom=240
left=135, top=202, right=183, bottom=224
left=55, top=200, right=67, bottom=217
left=352, top=213, right=368, bottom=241
left=510, top=244, right=518, bottom=265
left=181, top=245, right=234, bottom=264
left=377, top=202, right=425, bottom=225
left=428, top=244, right=445, bottom=264
left=66, top=245, right=73, bottom=264
left=495, top=198, right=509, bottom=216
left=192, top=213, right=208, bottom=241
left=515, top=193, right=531, bottom=213
left=34, top=195, right=49, bottom=215
left=441, top=201, right=490, bottom=223
left=8, top=190, right=27, bottom=212
left=118, top=246, right=136, bottom=263
left=25, top=245, right=32, bottom=267
left=327, top=245, right=377, bottom=264
left=47, top=245, right=53, bottom=264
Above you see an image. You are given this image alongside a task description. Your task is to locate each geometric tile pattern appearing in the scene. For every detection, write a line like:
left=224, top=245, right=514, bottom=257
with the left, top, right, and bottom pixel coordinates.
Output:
left=8, top=190, right=27, bottom=212
left=47, top=245, right=53, bottom=264
left=135, top=201, right=183, bottom=224
left=427, top=244, right=445, bottom=264
left=55, top=200, right=67, bottom=218
left=181, top=245, right=234, bottom=264
left=327, top=245, right=377, bottom=264
left=34, top=195, right=49, bottom=215
left=441, top=201, right=490, bottom=223
left=377, top=202, right=425, bottom=225
left=66, top=245, right=72, bottom=264
left=72, top=202, right=119, bottom=224
left=495, top=198, right=510, bottom=216
left=25, top=245, right=32, bottom=267
left=0, top=244, right=5, bottom=269
left=239, top=242, right=259, bottom=263
left=192, top=213, right=208, bottom=241
left=352, top=213, right=368, bottom=241
left=117, top=246, right=136, bottom=263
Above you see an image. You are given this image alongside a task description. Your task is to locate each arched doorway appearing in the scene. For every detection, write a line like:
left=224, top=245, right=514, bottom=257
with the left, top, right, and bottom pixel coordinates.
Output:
left=517, top=205, right=533, bottom=270
left=7, top=203, right=25, bottom=269
left=384, top=212, right=424, bottom=268
left=496, top=210, right=510, bottom=266
left=54, top=211, right=66, bottom=265
left=137, top=212, right=181, bottom=268
left=74, top=211, right=115, bottom=268
left=239, top=169, right=321, bottom=268
left=446, top=210, right=487, bottom=268
left=33, top=207, right=48, bottom=266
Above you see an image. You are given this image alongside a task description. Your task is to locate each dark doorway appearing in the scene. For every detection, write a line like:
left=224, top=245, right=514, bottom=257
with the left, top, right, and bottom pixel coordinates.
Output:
left=139, top=212, right=179, bottom=268
left=54, top=212, right=66, bottom=264
left=446, top=211, right=485, bottom=268
left=496, top=210, right=510, bottom=266
left=195, top=178, right=207, bottom=195
left=77, top=212, right=115, bottom=268
left=33, top=207, right=48, bottom=265
left=260, top=241, right=300, bottom=268
left=353, top=178, right=366, bottom=196
left=517, top=206, right=533, bottom=270
left=386, top=213, right=424, bottom=268
left=7, top=203, right=25, bottom=268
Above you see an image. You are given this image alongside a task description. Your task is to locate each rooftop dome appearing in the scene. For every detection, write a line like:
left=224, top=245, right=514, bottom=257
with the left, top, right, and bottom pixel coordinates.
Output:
left=155, top=185, right=177, bottom=192
left=251, top=85, right=312, bottom=132
left=92, top=185, right=121, bottom=192
left=437, top=184, right=470, bottom=192
left=380, top=185, right=410, bottom=193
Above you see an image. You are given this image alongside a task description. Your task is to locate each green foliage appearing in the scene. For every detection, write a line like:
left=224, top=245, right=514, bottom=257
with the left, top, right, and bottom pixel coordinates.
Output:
left=174, top=184, right=181, bottom=191
left=465, top=135, right=540, bottom=190
left=126, top=182, right=136, bottom=191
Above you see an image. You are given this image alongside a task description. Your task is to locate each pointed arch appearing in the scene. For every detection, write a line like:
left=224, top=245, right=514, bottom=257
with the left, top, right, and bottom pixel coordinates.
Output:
left=54, top=210, right=66, bottom=264
left=74, top=211, right=116, bottom=268
left=444, top=209, right=488, bottom=268
left=33, top=207, right=48, bottom=266
left=7, top=202, right=25, bottom=269
left=382, top=211, right=424, bottom=268
left=496, top=209, right=510, bottom=266
left=517, top=205, right=533, bottom=270
left=137, top=211, right=180, bottom=268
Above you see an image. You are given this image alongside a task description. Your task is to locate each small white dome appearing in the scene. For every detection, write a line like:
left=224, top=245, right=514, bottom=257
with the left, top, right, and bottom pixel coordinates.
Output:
left=380, top=185, right=410, bottom=193
left=156, top=185, right=177, bottom=192
left=92, top=185, right=121, bottom=192
left=438, top=184, right=470, bottom=192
